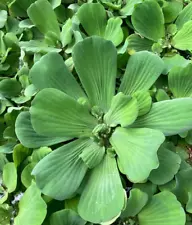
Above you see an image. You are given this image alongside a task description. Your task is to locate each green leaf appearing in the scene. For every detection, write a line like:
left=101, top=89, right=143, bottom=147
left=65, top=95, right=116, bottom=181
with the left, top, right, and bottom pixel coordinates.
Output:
left=138, top=191, right=186, bottom=225
left=0, top=79, right=22, bottom=98
left=30, top=88, right=96, bottom=138
left=13, top=144, right=30, bottom=167
left=168, top=64, right=192, bottom=98
left=110, top=127, right=165, bottom=182
left=32, top=139, right=89, bottom=200
left=72, top=36, right=117, bottom=112
left=186, top=130, right=192, bottom=145
left=50, top=209, right=86, bottom=225
left=132, top=91, right=152, bottom=116
left=78, top=3, right=106, bottom=37
left=127, top=34, right=153, bottom=52
left=3, top=162, right=17, bottom=193
left=49, top=0, right=61, bottom=9
left=21, top=163, right=36, bottom=188
left=155, top=89, right=170, bottom=102
left=31, top=147, right=52, bottom=163
left=79, top=140, right=105, bottom=169
left=19, top=40, right=61, bottom=53
left=29, top=52, right=85, bottom=100
left=119, top=51, right=164, bottom=95
left=132, top=1, right=165, bottom=41
left=162, top=54, right=190, bottom=75
left=16, top=112, right=69, bottom=148
left=162, top=1, right=183, bottom=23
left=14, top=182, right=47, bottom=225
left=120, top=0, right=142, bottom=16
left=121, top=188, right=148, bottom=218
left=172, top=21, right=192, bottom=51
left=104, top=17, right=123, bottom=46
left=149, top=146, right=181, bottom=185
left=60, top=18, right=73, bottom=48
left=0, top=204, right=12, bottom=225
left=0, top=10, right=7, bottom=28
left=175, top=2, right=192, bottom=30
left=104, top=93, right=138, bottom=127
left=78, top=154, right=125, bottom=223
left=27, top=0, right=60, bottom=38
left=133, top=98, right=192, bottom=136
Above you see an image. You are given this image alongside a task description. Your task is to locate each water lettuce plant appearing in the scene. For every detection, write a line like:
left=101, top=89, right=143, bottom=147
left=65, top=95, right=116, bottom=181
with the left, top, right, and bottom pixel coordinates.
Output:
left=15, top=36, right=192, bottom=223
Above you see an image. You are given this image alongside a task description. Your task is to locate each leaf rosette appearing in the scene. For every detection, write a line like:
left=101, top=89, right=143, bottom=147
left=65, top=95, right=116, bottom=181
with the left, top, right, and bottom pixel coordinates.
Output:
left=15, top=36, right=192, bottom=224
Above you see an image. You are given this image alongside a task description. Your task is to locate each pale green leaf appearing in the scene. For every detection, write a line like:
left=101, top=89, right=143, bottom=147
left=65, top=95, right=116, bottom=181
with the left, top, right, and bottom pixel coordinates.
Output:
left=121, top=188, right=148, bottom=218
left=21, top=163, right=36, bottom=188
left=32, top=139, right=89, bottom=200
left=27, top=0, right=60, bottom=38
left=119, top=51, right=164, bottom=95
left=49, top=0, right=61, bottom=9
left=72, top=36, right=116, bottom=112
left=127, top=34, right=153, bottom=52
left=79, top=140, right=105, bottom=169
left=30, top=88, right=96, bottom=137
left=138, top=191, right=186, bottom=225
left=104, top=93, right=138, bottom=127
left=14, top=182, right=47, bottom=225
left=50, top=209, right=86, bottom=225
left=168, top=64, right=192, bottom=98
left=172, top=21, right=192, bottom=51
left=16, top=112, right=69, bottom=148
left=120, top=0, right=142, bottom=16
left=149, top=146, right=181, bottom=185
left=175, top=2, right=192, bottom=30
left=13, top=144, right=30, bottom=167
left=132, top=1, right=165, bottom=41
left=0, top=10, right=7, bottom=28
left=3, top=162, right=17, bottom=193
left=29, top=52, right=85, bottom=100
left=132, top=91, right=152, bottom=116
left=78, top=154, right=125, bottom=223
left=110, top=127, right=165, bottom=182
left=133, top=98, right=192, bottom=136
left=60, top=18, right=73, bottom=48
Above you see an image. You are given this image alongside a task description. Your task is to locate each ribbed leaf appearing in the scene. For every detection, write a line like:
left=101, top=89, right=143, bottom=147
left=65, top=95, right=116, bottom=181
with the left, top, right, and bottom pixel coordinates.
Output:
left=127, top=34, right=153, bottom=52
left=50, top=209, right=86, bottom=225
left=119, top=51, right=164, bottom=95
left=168, top=64, right=192, bottom=98
left=73, top=37, right=116, bottom=112
left=32, top=139, right=89, bottom=200
left=16, top=112, right=68, bottom=148
left=77, top=3, right=106, bottom=37
left=138, top=192, right=186, bottom=225
left=27, top=0, right=60, bottom=37
left=104, top=93, right=138, bottom=127
left=121, top=188, right=148, bottom=218
left=162, top=1, right=183, bottom=23
left=14, top=182, right=47, bottom=225
left=132, top=1, right=165, bottom=41
left=29, top=52, right=85, bottom=100
left=79, top=139, right=105, bottom=169
left=149, top=146, right=181, bottom=185
left=30, top=88, right=96, bottom=137
left=132, top=91, right=152, bottom=116
left=133, top=98, right=192, bottom=136
left=110, top=127, right=165, bottom=182
left=78, top=154, right=125, bottom=223
left=172, top=21, right=192, bottom=51
left=175, top=2, right=192, bottom=30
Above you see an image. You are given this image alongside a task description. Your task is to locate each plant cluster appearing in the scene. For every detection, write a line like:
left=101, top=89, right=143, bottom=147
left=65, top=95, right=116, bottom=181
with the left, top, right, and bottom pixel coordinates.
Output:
left=0, top=0, right=192, bottom=225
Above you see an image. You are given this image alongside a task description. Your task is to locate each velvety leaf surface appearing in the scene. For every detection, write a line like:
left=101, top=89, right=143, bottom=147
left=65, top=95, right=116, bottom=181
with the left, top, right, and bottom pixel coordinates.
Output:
left=29, top=52, right=85, bottom=100
left=16, top=112, right=68, bottom=148
left=14, top=182, right=47, bottom=225
left=138, top=191, right=186, bottom=225
left=149, top=146, right=181, bottom=185
left=119, top=51, right=164, bottom=95
left=32, top=139, right=90, bottom=200
left=73, top=36, right=117, bottom=112
left=133, top=98, right=192, bottom=136
left=104, top=93, right=138, bottom=127
left=110, top=127, right=165, bottom=182
left=30, top=88, right=97, bottom=137
left=132, top=1, right=165, bottom=41
left=168, top=64, right=192, bottom=98
left=78, top=154, right=125, bottom=223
